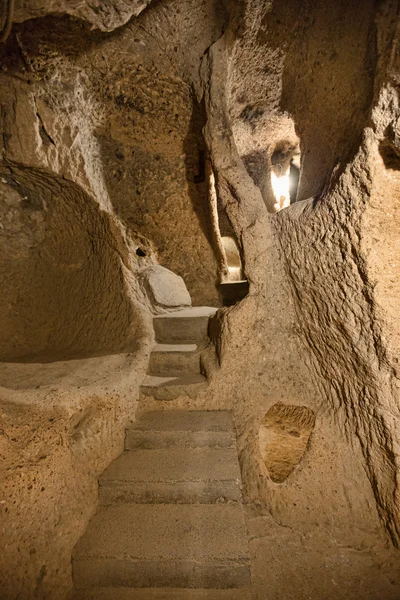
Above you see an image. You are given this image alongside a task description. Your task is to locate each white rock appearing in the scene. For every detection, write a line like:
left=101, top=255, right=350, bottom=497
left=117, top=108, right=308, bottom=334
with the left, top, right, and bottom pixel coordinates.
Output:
left=142, top=265, right=192, bottom=311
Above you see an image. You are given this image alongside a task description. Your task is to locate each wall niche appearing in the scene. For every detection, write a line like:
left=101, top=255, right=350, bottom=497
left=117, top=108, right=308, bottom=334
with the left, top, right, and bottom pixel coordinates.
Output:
left=259, top=403, right=315, bottom=483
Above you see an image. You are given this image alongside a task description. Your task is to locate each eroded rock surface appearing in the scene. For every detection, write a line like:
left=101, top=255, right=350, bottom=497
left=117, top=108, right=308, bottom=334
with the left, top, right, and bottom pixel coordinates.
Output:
left=1, top=0, right=400, bottom=599
left=5, top=0, right=154, bottom=32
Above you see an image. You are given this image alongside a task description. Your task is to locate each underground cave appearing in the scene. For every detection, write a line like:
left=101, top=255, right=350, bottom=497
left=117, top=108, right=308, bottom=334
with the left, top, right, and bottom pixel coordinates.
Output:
left=1, top=1, right=400, bottom=599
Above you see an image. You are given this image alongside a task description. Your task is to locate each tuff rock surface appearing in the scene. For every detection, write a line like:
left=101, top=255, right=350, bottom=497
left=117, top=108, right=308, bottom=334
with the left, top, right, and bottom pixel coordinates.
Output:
left=1, top=1, right=400, bottom=599
left=142, top=265, right=192, bottom=312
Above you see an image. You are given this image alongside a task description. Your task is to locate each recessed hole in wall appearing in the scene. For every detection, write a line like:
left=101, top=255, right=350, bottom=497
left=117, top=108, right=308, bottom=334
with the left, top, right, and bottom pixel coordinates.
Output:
left=218, top=236, right=249, bottom=306
left=221, top=236, right=243, bottom=282
left=259, top=402, right=315, bottom=483
left=208, top=168, right=249, bottom=306
left=379, top=141, right=400, bottom=170
left=136, top=248, right=146, bottom=257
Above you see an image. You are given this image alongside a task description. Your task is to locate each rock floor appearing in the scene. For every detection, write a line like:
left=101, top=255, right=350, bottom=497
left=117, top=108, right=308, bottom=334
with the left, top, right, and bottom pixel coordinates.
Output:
left=247, top=510, right=400, bottom=600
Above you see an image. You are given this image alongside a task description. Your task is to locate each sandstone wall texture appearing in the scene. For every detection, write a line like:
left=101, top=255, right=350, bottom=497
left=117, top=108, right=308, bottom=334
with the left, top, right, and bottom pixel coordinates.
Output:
left=1, top=2, right=223, bottom=597
left=2, top=0, right=400, bottom=599
left=197, top=0, right=389, bottom=555
left=4, top=0, right=154, bottom=32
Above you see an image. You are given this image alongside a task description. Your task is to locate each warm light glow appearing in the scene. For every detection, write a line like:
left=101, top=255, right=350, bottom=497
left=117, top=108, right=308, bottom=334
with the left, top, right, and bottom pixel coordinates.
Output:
left=221, top=236, right=243, bottom=282
left=271, top=170, right=290, bottom=211
left=227, top=266, right=242, bottom=278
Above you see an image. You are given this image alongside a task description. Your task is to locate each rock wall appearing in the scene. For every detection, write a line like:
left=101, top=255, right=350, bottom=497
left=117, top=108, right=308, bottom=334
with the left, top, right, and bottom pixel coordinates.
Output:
left=3, top=0, right=154, bottom=32
left=199, top=9, right=386, bottom=548
left=0, top=167, right=140, bottom=362
left=2, top=0, right=400, bottom=598
left=273, top=0, right=400, bottom=546
left=0, top=357, right=153, bottom=599
left=193, top=2, right=400, bottom=594
left=0, top=2, right=223, bottom=597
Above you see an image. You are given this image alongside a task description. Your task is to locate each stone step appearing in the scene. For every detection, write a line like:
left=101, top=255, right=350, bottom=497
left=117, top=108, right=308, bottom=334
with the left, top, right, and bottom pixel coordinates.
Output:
left=150, top=343, right=201, bottom=374
left=126, top=411, right=236, bottom=450
left=130, top=410, right=234, bottom=432
left=140, top=373, right=206, bottom=401
left=126, top=428, right=235, bottom=450
left=153, top=307, right=217, bottom=343
left=73, top=504, right=251, bottom=589
left=74, top=588, right=252, bottom=599
left=99, top=448, right=242, bottom=505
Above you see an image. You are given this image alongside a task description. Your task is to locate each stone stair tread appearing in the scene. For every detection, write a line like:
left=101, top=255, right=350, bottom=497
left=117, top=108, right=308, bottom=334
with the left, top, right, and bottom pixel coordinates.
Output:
left=73, top=504, right=251, bottom=588
left=149, top=345, right=202, bottom=375
left=153, top=343, right=199, bottom=353
left=129, top=411, right=234, bottom=433
left=99, top=481, right=241, bottom=505
left=126, top=430, right=235, bottom=450
left=100, top=448, right=241, bottom=484
left=73, top=411, right=250, bottom=593
left=153, top=307, right=217, bottom=344
left=74, top=588, right=251, bottom=599
left=142, top=374, right=206, bottom=388
left=73, top=504, right=249, bottom=562
left=154, top=307, right=217, bottom=320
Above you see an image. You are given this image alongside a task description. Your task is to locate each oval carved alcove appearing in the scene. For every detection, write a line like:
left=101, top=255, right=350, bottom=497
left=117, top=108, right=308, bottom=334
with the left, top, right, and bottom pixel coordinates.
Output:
left=259, top=403, right=315, bottom=483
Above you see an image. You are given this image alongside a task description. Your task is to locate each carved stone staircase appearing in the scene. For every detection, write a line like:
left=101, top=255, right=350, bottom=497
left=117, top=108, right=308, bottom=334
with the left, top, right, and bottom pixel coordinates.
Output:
left=140, top=307, right=217, bottom=401
left=72, top=410, right=251, bottom=599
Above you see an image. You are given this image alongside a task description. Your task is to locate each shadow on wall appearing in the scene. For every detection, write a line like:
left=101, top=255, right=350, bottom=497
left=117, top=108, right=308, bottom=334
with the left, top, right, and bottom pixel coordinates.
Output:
left=0, top=166, right=138, bottom=362
left=95, top=94, right=219, bottom=307
left=183, top=97, right=220, bottom=293
left=379, top=138, right=400, bottom=170
left=242, top=149, right=269, bottom=201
